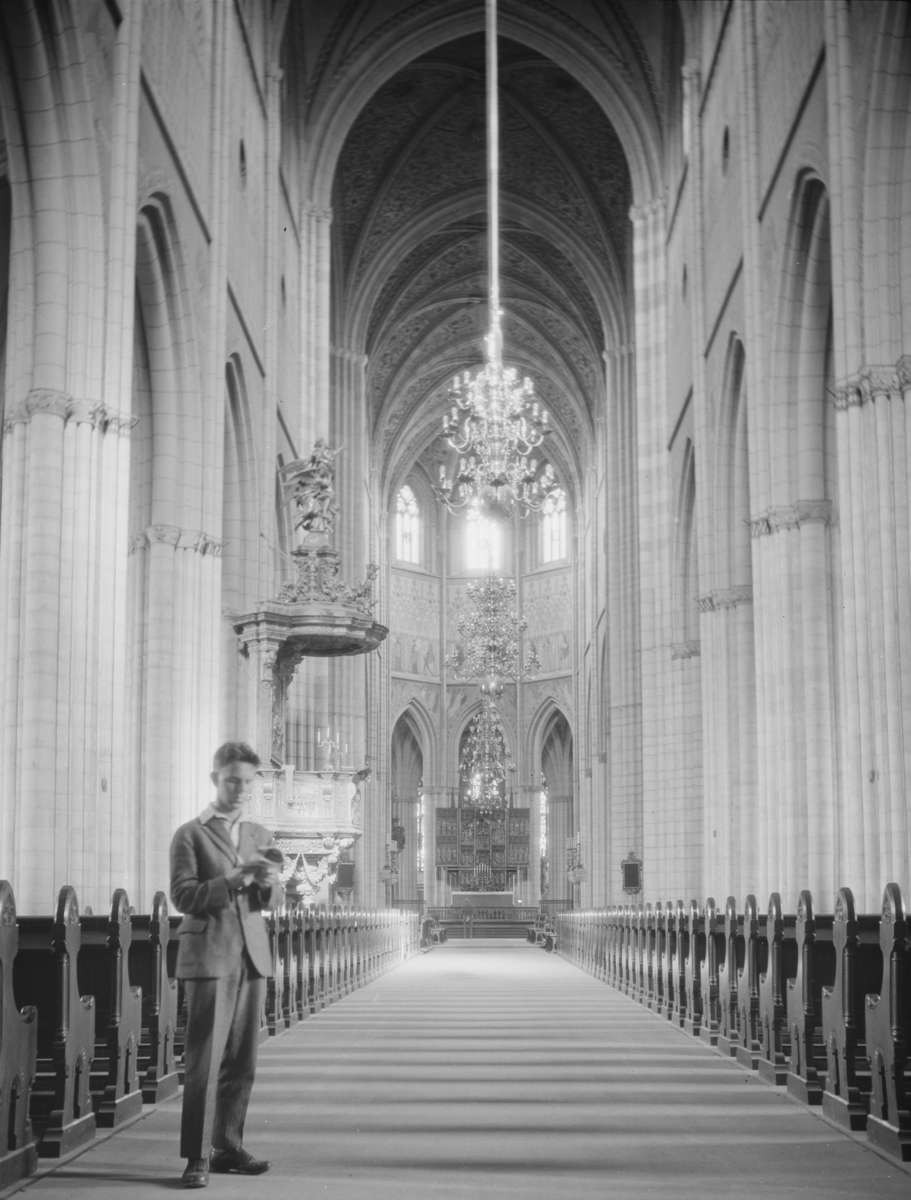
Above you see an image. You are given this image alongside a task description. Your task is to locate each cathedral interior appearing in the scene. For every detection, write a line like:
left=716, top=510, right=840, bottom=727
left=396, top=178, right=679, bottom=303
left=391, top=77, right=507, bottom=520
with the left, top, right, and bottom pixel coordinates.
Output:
left=0, top=0, right=910, bottom=1194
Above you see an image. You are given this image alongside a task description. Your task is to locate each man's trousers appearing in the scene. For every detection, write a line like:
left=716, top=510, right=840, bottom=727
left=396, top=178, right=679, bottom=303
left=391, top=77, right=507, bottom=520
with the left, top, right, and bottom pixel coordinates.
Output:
left=180, top=956, right=265, bottom=1159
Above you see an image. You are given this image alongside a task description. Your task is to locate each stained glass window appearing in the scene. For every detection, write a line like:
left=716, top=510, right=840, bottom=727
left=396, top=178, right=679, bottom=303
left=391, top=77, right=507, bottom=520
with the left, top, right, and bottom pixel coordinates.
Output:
left=541, top=488, right=567, bottom=563
left=395, top=485, right=420, bottom=563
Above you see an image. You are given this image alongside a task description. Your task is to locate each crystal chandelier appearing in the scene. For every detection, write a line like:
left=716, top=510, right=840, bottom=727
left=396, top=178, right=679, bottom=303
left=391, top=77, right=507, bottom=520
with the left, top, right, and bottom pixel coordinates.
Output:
left=434, top=0, right=559, bottom=522
left=459, top=699, right=515, bottom=809
left=447, top=574, right=539, bottom=697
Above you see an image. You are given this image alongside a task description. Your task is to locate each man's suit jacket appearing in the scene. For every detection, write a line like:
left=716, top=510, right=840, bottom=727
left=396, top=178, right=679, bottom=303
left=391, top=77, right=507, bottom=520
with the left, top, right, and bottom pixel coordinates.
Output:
left=170, top=816, right=281, bottom=979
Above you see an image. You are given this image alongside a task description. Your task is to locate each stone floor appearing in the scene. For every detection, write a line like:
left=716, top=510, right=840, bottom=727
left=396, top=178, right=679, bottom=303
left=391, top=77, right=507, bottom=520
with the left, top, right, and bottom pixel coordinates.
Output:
left=5, top=943, right=910, bottom=1199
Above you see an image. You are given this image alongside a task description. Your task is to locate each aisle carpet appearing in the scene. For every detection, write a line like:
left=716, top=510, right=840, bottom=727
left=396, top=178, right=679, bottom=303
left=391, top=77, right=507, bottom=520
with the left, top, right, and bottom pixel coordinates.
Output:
left=6, top=944, right=909, bottom=1199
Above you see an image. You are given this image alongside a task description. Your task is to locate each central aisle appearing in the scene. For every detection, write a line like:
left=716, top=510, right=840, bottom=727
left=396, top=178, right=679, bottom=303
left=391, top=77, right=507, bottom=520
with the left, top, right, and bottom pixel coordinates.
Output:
left=11, top=944, right=910, bottom=1199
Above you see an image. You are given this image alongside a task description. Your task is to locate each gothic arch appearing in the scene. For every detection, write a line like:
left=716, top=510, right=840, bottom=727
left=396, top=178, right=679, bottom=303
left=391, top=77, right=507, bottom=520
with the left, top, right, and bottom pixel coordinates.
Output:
left=713, top=334, right=750, bottom=590
left=673, top=437, right=698, bottom=645
left=303, top=5, right=664, bottom=212
left=769, top=174, right=833, bottom=506
left=389, top=696, right=438, bottom=786
left=861, top=0, right=911, bottom=362
left=133, top=198, right=203, bottom=529
left=221, top=355, right=259, bottom=737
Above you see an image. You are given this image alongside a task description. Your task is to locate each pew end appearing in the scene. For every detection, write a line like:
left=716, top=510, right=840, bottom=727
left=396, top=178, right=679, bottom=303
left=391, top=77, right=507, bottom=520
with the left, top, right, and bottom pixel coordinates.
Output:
left=0, top=881, right=39, bottom=1188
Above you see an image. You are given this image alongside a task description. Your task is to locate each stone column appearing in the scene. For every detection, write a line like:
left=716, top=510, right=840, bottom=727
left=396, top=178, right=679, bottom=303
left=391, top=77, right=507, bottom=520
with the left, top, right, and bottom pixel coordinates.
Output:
left=603, top=343, right=639, bottom=905
left=631, top=195, right=669, bottom=906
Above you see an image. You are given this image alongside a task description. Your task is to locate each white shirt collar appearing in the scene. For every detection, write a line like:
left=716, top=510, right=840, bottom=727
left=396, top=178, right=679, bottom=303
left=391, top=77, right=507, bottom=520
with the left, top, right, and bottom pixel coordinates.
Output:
left=199, top=804, right=243, bottom=846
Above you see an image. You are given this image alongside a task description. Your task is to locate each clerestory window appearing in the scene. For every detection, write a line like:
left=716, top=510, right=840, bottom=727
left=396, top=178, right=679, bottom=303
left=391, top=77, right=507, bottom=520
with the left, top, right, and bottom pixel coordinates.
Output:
left=465, top=505, right=501, bottom=571
left=541, top=488, right=567, bottom=563
left=395, top=485, right=421, bottom=564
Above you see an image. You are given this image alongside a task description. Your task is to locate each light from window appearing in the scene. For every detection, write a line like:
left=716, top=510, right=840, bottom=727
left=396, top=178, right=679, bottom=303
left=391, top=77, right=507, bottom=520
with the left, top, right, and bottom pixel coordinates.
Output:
left=540, top=783, right=547, bottom=860
left=417, top=788, right=424, bottom=874
left=541, top=488, right=567, bottom=563
left=465, top=505, right=501, bottom=571
left=395, top=485, right=420, bottom=563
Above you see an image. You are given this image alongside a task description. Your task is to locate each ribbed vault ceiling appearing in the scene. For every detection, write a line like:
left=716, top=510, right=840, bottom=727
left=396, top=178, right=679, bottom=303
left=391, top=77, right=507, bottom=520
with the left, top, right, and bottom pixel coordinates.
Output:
left=305, top=8, right=648, bottom=500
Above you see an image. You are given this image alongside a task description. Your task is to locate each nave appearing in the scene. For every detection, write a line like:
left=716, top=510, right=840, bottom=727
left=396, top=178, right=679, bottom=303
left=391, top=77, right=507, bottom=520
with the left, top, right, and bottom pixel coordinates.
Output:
left=7, top=945, right=909, bottom=1200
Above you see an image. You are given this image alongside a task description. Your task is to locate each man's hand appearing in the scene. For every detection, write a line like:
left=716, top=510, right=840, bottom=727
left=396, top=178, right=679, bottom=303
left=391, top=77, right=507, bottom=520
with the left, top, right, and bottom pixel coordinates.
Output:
left=227, top=848, right=283, bottom=893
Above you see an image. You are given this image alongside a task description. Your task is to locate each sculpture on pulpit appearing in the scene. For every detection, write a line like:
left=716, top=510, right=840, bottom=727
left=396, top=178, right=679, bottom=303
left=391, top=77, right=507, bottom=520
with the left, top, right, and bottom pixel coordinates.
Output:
left=280, top=439, right=341, bottom=537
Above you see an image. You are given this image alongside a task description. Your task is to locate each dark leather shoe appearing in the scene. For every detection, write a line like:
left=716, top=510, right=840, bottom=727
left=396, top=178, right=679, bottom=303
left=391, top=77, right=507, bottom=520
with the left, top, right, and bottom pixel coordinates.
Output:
left=210, top=1147, right=271, bottom=1175
left=181, top=1159, right=209, bottom=1188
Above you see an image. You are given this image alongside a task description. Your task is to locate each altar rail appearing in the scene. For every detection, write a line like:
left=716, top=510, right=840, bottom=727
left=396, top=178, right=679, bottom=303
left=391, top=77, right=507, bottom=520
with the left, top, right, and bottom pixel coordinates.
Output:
left=553, top=885, right=911, bottom=1166
left=0, top=880, right=419, bottom=1188
left=427, top=907, right=539, bottom=922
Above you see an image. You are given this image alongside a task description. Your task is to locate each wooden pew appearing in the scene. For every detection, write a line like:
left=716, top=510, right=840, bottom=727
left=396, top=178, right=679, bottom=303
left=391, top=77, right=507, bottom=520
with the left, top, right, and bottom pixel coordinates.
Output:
left=683, top=900, right=704, bottom=1038
left=307, top=908, right=327, bottom=1012
left=735, top=895, right=765, bottom=1070
left=626, top=908, right=639, bottom=1001
left=128, top=892, right=179, bottom=1104
left=716, top=897, right=744, bottom=1057
left=14, top=886, right=97, bottom=1157
left=265, top=907, right=284, bottom=1036
left=671, top=900, right=689, bottom=1029
left=661, top=902, right=681, bottom=1024
left=165, top=914, right=188, bottom=1080
left=698, top=898, right=723, bottom=1046
left=820, top=886, right=880, bottom=1131
left=290, top=903, right=310, bottom=1019
left=280, top=902, right=300, bottom=1029
left=864, top=883, right=911, bottom=1162
left=655, top=902, right=669, bottom=1017
left=786, top=890, right=836, bottom=1105
left=642, top=905, right=656, bottom=1009
left=78, top=889, right=144, bottom=1128
left=757, top=893, right=797, bottom=1085
left=0, top=881, right=38, bottom=1189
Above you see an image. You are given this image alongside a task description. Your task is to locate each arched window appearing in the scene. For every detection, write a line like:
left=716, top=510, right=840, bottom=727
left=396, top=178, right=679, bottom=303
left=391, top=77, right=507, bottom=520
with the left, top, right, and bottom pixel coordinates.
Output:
left=465, top=506, right=501, bottom=571
left=395, top=485, right=420, bottom=563
left=541, top=488, right=567, bottom=563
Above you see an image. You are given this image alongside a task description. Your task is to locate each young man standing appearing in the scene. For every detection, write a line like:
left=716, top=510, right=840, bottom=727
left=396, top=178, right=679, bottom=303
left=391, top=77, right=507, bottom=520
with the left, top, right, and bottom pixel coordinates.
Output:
left=170, top=742, right=283, bottom=1189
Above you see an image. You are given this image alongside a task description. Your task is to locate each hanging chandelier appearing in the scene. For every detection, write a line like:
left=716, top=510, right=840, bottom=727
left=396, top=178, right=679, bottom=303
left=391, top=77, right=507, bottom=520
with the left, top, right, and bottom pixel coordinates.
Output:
left=434, top=0, right=559, bottom=522
left=447, top=574, right=539, bottom=697
left=459, top=699, right=515, bottom=809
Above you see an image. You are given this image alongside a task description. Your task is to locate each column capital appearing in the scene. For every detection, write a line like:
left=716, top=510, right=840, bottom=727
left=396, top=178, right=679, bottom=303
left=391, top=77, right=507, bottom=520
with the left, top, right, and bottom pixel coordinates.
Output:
left=3, top=390, right=135, bottom=437
left=304, top=203, right=333, bottom=225
left=750, top=500, right=832, bottom=536
left=629, top=195, right=666, bottom=224
left=129, top=525, right=224, bottom=554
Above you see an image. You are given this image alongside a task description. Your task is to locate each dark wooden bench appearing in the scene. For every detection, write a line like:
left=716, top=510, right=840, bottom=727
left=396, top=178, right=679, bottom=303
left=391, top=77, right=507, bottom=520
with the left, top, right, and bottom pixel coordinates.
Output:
left=820, top=886, right=881, bottom=1131
left=699, top=898, right=723, bottom=1046
left=716, top=897, right=744, bottom=1058
left=526, top=913, right=546, bottom=945
left=662, top=902, right=684, bottom=1025
left=422, top=917, right=448, bottom=949
left=165, top=915, right=188, bottom=1079
left=265, top=907, right=285, bottom=1036
left=78, top=889, right=144, bottom=1128
left=307, top=908, right=327, bottom=1013
left=642, top=905, right=656, bottom=1009
left=280, top=902, right=300, bottom=1028
left=757, top=893, right=797, bottom=1084
left=128, top=892, right=179, bottom=1104
left=14, top=886, right=97, bottom=1157
left=734, top=895, right=766, bottom=1070
left=786, top=890, right=836, bottom=1105
left=683, top=900, right=705, bottom=1038
left=655, top=902, right=670, bottom=1018
left=671, top=899, right=689, bottom=1029
left=0, top=881, right=38, bottom=1188
left=864, top=883, right=911, bottom=1162
left=290, top=903, right=310, bottom=1019
left=632, top=907, right=647, bottom=1004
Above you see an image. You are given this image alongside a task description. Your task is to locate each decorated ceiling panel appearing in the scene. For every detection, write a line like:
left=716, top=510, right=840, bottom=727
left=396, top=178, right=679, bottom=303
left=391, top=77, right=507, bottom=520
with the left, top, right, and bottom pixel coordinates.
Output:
left=323, top=18, right=639, bottom=497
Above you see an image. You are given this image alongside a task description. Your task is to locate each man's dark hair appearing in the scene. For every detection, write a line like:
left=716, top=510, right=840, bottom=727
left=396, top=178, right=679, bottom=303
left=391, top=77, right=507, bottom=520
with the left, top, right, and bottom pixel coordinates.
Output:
left=212, top=741, right=261, bottom=771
